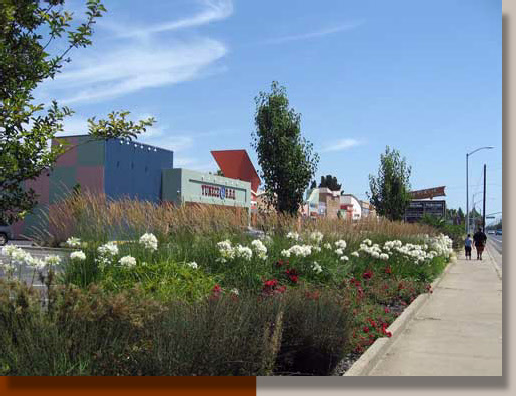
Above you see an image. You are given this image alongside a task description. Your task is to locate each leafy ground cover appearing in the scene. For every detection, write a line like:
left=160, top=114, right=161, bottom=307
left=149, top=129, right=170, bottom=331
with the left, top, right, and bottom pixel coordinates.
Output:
left=0, top=194, right=454, bottom=375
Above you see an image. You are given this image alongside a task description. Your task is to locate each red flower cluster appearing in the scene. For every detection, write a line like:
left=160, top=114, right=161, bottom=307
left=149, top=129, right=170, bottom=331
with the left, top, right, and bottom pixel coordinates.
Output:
left=262, top=278, right=287, bottom=295
left=385, top=266, right=393, bottom=275
left=362, top=270, right=373, bottom=280
left=349, top=277, right=361, bottom=287
left=209, top=284, right=222, bottom=300
left=285, top=268, right=299, bottom=284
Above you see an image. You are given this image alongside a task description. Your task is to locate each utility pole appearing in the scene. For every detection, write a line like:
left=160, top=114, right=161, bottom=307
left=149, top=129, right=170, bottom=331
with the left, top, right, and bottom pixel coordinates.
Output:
left=483, top=164, right=486, bottom=232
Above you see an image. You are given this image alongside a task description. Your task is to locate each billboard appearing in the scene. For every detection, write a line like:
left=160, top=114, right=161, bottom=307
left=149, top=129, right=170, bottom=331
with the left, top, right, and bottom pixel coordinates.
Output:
left=404, top=200, right=446, bottom=223
left=409, top=186, right=446, bottom=200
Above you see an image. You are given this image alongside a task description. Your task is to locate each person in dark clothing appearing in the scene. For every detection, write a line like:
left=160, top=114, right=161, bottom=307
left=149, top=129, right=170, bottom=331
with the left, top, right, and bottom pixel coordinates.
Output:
left=473, top=227, right=487, bottom=260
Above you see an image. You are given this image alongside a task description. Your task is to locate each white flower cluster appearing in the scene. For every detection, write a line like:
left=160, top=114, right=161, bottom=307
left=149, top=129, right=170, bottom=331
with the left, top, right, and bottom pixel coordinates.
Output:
left=98, top=242, right=119, bottom=257
left=334, top=240, right=347, bottom=250
left=426, top=234, right=453, bottom=258
left=351, top=251, right=360, bottom=257
left=310, top=231, right=324, bottom=244
left=119, top=255, right=136, bottom=267
left=45, top=255, right=62, bottom=266
left=324, top=243, right=332, bottom=249
left=66, top=237, right=82, bottom=248
left=311, top=262, right=323, bottom=274
left=216, top=240, right=235, bottom=263
left=286, top=231, right=300, bottom=241
left=216, top=240, right=253, bottom=263
left=187, top=261, right=198, bottom=269
left=359, top=241, right=387, bottom=259
left=340, top=255, right=349, bottom=261
left=139, top=233, right=158, bottom=251
left=251, top=239, right=268, bottom=260
left=1, top=245, right=46, bottom=269
left=70, top=250, right=86, bottom=261
left=383, top=240, right=403, bottom=251
left=281, top=244, right=312, bottom=258
left=234, top=244, right=253, bottom=261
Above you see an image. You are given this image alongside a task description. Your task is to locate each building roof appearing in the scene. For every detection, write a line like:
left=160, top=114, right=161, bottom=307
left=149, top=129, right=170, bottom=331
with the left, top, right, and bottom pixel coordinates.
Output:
left=211, top=150, right=261, bottom=193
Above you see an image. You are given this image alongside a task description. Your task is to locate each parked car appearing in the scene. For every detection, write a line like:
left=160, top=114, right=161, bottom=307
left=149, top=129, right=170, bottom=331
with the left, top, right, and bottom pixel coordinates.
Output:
left=487, top=230, right=495, bottom=235
left=495, top=229, right=502, bottom=235
left=0, top=221, right=12, bottom=246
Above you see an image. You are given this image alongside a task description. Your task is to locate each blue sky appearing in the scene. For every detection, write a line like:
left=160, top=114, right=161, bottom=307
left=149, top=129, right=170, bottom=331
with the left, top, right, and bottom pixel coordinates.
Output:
left=38, top=0, right=502, bottom=220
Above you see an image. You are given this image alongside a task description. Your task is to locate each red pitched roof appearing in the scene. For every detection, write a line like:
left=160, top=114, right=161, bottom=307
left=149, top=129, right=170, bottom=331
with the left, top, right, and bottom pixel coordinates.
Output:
left=211, top=150, right=261, bottom=192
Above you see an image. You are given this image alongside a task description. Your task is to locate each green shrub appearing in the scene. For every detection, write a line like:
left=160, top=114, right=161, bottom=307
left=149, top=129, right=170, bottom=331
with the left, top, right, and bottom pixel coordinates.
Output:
left=0, top=281, right=284, bottom=376
left=274, top=288, right=351, bottom=375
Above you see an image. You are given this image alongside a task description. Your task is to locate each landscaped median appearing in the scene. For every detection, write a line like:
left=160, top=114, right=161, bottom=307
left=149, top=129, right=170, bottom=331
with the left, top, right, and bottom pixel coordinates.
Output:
left=0, top=197, right=455, bottom=376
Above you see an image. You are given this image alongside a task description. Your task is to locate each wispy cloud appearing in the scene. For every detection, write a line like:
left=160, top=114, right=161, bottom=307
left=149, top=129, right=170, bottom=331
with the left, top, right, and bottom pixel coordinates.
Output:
left=320, top=138, right=362, bottom=153
left=55, top=39, right=227, bottom=104
left=114, top=0, right=234, bottom=39
left=44, top=1, right=232, bottom=105
left=262, top=21, right=364, bottom=45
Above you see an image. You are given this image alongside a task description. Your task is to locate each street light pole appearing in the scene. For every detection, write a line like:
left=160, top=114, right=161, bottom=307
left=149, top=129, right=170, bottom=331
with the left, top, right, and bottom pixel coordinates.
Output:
left=466, top=146, right=494, bottom=235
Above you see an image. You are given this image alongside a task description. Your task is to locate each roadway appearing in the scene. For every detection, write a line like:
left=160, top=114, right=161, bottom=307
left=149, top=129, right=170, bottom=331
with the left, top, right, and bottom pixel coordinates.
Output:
left=487, top=233, right=502, bottom=271
left=488, top=233, right=503, bottom=255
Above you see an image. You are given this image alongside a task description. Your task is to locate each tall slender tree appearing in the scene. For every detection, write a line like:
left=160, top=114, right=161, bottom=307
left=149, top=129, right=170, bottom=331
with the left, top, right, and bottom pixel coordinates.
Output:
left=368, top=146, right=412, bottom=221
left=252, top=81, right=319, bottom=215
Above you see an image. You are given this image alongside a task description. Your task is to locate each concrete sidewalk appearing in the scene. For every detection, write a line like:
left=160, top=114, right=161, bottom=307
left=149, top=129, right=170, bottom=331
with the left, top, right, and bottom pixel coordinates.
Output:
left=366, top=245, right=503, bottom=376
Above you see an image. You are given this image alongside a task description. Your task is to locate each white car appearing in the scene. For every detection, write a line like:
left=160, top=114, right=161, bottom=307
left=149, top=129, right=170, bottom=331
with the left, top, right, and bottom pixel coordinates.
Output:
left=487, top=230, right=495, bottom=235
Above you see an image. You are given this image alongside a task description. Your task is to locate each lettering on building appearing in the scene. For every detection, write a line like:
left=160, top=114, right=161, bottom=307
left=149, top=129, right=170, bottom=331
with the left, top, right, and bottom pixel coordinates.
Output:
left=201, top=184, right=236, bottom=200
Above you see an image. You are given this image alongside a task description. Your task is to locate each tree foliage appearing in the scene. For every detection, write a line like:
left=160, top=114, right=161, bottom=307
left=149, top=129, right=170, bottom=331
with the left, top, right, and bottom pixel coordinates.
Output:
left=0, top=0, right=154, bottom=223
left=368, top=146, right=412, bottom=221
left=318, top=174, right=341, bottom=191
left=251, top=81, right=319, bottom=215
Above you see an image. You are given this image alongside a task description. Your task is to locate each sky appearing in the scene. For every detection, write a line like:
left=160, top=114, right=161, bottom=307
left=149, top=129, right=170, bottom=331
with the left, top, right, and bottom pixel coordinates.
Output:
left=36, top=0, right=502, bottom=222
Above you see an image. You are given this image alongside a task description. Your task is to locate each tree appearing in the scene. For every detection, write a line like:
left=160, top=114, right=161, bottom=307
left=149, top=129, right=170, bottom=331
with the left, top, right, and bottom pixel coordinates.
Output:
left=457, top=207, right=465, bottom=224
left=251, top=81, right=319, bottom=215
left=0, top=0, right=154, bottom=224
left=309, top=180, right=317, bottom=189
left=319, top=174, right=341, bottom=191
left=367, top=146, right=412, bottom=221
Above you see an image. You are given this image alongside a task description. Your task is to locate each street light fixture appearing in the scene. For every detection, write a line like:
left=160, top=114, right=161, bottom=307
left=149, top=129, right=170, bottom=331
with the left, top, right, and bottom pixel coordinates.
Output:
left=466, top=146, right=494, bottom=234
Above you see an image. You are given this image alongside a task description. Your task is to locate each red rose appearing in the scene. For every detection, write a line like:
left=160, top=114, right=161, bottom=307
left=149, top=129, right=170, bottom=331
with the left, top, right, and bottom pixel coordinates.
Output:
left=363, top=326, right=369, bottom=333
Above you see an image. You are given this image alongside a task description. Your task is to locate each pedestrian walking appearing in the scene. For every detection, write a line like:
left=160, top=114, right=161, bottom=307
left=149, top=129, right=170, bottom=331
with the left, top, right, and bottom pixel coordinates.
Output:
left=473, top=227, right=487, bottom=260
left=464, top=234, right=473, bottom=260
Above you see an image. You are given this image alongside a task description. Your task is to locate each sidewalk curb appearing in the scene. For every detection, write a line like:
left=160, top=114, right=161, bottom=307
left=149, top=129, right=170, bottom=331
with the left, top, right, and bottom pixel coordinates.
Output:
left=485, top=243, right=502, bottom=280
left=343, top=257, right=456, bottom=376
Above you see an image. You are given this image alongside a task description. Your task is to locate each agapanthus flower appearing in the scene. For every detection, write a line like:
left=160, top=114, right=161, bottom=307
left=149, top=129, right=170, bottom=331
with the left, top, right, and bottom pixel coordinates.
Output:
left=335, top=240, right=347, bottom=250
left=45, top=255, right=61, bottom=266
left=235, top=244, right=253, bottom=261
left=119, top=255, right=136, bottom=267
left=251, top=239, right=268, bottom=260
left=98, top=242, right=119, bottom=257
left=286, top=231, right=300, bottom=241
left=311, top=262, right=323, bottom=274
left=310, top=231, right=324, bottom=244
left=70, top=250, right=86, bottom=261
left=187, top=261, right=198, bottom=269
left=139, top=233, right=158, bottom=251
